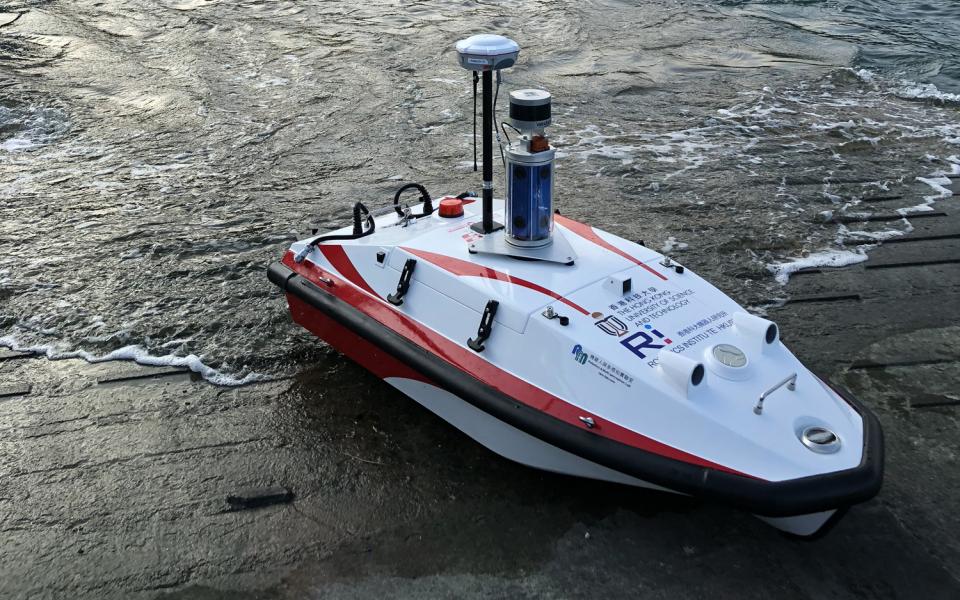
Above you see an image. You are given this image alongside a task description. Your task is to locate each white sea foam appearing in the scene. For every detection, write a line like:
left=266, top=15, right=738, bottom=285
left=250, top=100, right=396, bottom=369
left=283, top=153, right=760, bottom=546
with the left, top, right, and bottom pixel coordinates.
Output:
left=0, top=106, right=70, bottom=153
left=837, top=225, right=906, bottom=243
left=770, top=158, right=957, bottom=284
left=811, top=120, right=856, bottom=131
left=916, top=174, right=955, bottom=201
left=897, top=203, right=935, bottom=215
left=767, top=249, right=869, bottom=285
left=0, top=335, right=269, bottom=386
left=1, top=137, right=36, bottom=152
left=854, top=68, right=960, bottom=103
left=895, top=82, right=960, bottom=103
left=130, top=162, right=191, bottom=177
left=257, top=77, right=290, bottom=88
left=563, top=124, right=720, bottom=168
left=661, top=236, right=689, bottom=253
left=556, top=79, right=960, bottom=286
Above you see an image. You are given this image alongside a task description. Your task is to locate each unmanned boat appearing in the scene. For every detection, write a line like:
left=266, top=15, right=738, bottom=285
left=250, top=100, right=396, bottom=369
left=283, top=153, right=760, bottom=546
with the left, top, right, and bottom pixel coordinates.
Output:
left=268, top=34, right=883, bottom=536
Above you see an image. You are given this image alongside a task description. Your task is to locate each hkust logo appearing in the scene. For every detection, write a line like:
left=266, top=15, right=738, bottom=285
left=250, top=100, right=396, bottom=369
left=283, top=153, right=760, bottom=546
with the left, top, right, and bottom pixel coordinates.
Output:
left=620, top=324, right=673, bottom=359
left=595, top=315, right=629, bottom=337
left=571, top=344, right=588, bottom=365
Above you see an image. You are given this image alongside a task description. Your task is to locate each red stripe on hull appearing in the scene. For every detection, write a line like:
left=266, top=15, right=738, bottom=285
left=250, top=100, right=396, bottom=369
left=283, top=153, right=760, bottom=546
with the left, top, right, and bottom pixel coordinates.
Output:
left=402, top=246, right=590, bottom=315
left=555, top=214, right=668, bottom=281
left=281, top=250, right=752, bottom=478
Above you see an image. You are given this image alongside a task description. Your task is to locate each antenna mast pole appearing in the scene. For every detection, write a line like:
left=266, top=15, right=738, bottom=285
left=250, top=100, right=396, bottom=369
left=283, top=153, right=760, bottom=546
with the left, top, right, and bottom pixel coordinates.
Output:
left=480, top=69, right=496, bottom=233
left=455, top=34, right=518, bottom=235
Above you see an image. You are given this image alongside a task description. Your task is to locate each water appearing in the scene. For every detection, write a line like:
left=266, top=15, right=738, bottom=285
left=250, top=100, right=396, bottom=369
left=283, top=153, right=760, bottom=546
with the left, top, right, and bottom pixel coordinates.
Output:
left=1, top=0, right=959, bottom=383
left=717, top=0, right=960, bottom=94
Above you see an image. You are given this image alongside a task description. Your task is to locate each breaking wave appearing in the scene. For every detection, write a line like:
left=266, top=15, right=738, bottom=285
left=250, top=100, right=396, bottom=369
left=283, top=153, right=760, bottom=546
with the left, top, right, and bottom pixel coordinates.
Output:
left=0, top=334, right=269, bottom=387
left=0, top=104, right=70, bottom=152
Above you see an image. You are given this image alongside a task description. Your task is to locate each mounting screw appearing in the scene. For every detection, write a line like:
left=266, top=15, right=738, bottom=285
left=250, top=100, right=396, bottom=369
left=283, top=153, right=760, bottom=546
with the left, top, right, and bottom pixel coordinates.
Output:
left=579, top=416, right=596, bottom=429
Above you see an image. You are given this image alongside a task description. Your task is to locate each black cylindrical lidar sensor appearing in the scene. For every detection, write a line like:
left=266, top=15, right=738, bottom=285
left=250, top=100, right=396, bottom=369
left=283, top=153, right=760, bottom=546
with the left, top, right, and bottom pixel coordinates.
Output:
left=509, top=89, right=551, bottom=133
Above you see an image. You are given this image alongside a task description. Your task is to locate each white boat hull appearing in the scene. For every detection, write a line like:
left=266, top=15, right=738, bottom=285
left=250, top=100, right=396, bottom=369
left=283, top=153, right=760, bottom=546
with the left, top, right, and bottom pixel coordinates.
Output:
left=387, top=375, right=839, bottom=536
left=386, top=376, right=667, bottom=490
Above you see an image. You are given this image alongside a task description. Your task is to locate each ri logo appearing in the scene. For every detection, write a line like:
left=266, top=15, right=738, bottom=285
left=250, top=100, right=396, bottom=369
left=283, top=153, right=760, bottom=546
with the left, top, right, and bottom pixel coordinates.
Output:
left=571, top=344, right=588, bottom=365
left=620, top=324, right=673, bottom=359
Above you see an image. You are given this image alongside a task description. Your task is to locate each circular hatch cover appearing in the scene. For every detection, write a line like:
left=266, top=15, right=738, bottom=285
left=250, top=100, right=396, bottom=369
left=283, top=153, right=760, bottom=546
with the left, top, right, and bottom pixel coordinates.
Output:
left=712, top=344, right=747, bottom=368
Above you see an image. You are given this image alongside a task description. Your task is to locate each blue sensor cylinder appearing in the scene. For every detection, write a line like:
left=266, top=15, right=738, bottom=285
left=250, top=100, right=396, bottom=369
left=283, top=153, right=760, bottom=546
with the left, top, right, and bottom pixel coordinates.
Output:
left=505, top=145, right=555, bottom=247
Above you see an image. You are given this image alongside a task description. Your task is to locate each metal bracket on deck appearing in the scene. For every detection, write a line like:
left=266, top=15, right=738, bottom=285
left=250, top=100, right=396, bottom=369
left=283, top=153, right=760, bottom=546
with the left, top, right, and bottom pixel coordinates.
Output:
left=387, top=259, right=417, bottom=306
left=542, top=306, right=569, bottom=326
left=754, top=372, right=797, bottom=415
left=659, top=256, right=685, bottom=274
left=468, top=300, right=499, bottom=352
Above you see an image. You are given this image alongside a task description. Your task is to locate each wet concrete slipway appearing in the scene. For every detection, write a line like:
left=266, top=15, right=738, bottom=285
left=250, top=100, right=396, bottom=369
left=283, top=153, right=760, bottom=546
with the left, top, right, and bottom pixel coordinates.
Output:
left=2, top=0, right=960, bottom=598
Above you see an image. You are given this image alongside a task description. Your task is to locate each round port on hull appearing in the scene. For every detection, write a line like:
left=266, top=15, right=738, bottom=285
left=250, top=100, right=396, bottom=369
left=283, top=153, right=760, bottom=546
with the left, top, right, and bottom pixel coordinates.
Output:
left=658, top=350, right=706, bottom=397
left=765, top=322, right=779, bottom=345
left=800, top=426, right=842, bottom=454
left=733, top=312, right=780, bottom=354
left=691, top=364, right=704, bottom=386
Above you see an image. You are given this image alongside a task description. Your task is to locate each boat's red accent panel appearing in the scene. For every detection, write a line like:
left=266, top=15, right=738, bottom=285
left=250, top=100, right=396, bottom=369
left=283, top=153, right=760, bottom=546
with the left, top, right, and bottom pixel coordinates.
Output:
left=281, top=250, right=753, bottom=478
left=555, top=214, right=668, bottom=281
left=319, top=245, right=380, bottom=298
left=401, top=247, right=590, bottom=316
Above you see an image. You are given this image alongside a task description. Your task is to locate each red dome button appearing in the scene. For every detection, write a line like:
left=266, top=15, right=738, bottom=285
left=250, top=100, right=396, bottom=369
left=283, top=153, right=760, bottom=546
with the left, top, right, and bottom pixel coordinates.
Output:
left=438, top=197, right=464, bottom=218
